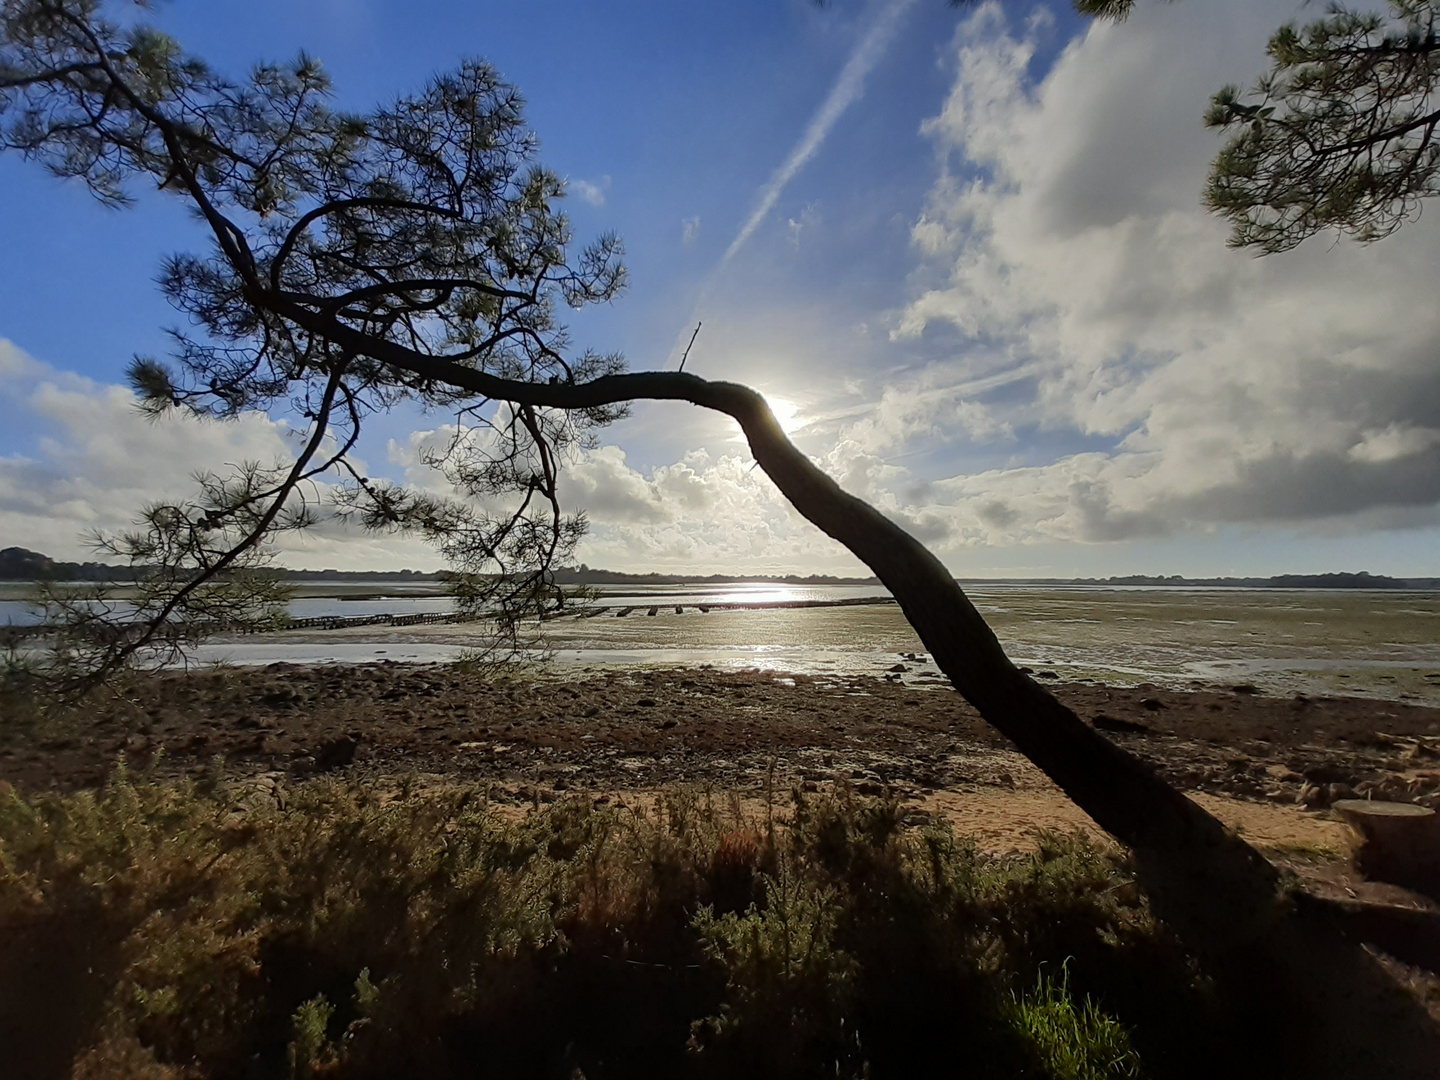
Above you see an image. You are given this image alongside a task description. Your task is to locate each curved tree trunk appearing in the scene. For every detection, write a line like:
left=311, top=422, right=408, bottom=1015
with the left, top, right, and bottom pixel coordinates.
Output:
left=732, top=389, right=1280, bottom=923
left=717, top=382, right=1439, bottom=1077
left=286, top=321, right=1439, bottom=1074
left=718, top=381, right=1438, bottom=1076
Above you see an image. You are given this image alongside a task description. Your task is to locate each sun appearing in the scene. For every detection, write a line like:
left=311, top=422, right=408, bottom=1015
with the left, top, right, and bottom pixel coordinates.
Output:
left=765, top=396, right=805, bottom=437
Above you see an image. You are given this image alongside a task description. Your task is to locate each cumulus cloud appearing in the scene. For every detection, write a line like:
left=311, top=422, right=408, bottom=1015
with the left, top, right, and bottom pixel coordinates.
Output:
left=560, top=446, right=674, bottom=525
left=893, top=0, right=1440, bottom=544
left=833, top=380, right=1014, bottom=456
left=0, top=347, right=288, bottom=555
left=557, top=444, right=861, bottom=571
left=0, top=342, right=441, bottom=569
left=682, top=215, right=702, bottom=245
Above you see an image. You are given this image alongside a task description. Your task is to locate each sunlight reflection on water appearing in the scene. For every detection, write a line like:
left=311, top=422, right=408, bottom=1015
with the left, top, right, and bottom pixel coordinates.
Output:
left=8, top=582, right=1439, bottom=704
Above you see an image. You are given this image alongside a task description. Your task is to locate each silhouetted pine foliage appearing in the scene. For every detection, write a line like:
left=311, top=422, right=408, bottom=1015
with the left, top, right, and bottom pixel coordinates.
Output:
left=1207, top=0, right=1440, bottom=252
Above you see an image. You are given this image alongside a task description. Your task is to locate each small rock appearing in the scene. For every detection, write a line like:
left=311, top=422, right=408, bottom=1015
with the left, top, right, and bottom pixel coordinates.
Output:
left=888, top=664, right=908, bottom=673
left=1303, top=763, right=1353, bottom=786
left=314, top=733, right=360, bottom=772
left=1327, top=782, right=1357, bottom=803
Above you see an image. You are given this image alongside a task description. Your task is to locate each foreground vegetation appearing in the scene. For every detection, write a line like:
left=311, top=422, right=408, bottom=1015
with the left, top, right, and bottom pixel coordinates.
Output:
left=1, top=767, right=1285, bottom=1079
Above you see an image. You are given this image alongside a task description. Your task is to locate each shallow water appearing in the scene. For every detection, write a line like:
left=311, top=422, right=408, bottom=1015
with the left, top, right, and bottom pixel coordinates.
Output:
left=70, top=581, right=1430, bottom=705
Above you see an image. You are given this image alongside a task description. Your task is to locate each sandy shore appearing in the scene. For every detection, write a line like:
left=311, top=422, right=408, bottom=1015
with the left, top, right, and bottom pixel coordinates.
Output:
left=7, top=663, right=1440, bottom=867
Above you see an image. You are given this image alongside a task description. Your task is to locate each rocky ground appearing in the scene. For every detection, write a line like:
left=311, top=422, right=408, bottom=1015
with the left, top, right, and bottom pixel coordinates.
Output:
left=6, top=660, right=1439, bottom=818
left=10, top=657, right=1440, bottom=920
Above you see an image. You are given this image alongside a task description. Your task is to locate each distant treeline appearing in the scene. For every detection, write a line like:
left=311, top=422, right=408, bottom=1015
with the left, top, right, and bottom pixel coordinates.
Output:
left=1010, top=571, right=1440, bottom=590
left=269, top=567, right=439, bottom=581
left=0, top=547, right=131, bottom=581
left=3, top=547, right=1435, bottom=589
left=0, top=547, right=443, bottom=583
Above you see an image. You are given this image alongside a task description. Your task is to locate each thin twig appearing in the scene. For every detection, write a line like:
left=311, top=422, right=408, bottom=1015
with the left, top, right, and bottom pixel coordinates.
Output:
left=678, top=321, right=702, bottom=372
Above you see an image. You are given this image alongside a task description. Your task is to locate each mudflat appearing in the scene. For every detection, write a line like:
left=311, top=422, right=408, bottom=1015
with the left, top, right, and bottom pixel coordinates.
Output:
left=6, top=663, right=1439, bottom=858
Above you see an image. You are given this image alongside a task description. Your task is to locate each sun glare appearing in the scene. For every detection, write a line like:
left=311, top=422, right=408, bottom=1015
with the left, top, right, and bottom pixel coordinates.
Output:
left=766, top=396, right=805, bottom=436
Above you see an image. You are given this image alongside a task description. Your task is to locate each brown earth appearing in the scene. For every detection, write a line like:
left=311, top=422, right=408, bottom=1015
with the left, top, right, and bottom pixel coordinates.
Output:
left=7, top=661, right=1440, bottom=1031
left=5, top=662, right=1440, bottom=856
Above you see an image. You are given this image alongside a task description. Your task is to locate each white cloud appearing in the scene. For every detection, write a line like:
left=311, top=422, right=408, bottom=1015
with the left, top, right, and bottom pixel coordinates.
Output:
left=570, top=175, right=611, bottom=207
left=786, top=202, right=821, bottom=249
left=682, top=215, right=702, bottom=244
left=568, top=445, right=861, bottom=571
left=0, top=339, right=43, bottom=380
left=560, top=445, right=673, bottom=525
left=834, top=380, right=1014, bottom=456
left=381, top=419, right=863, bottom=569
left=1349, top=424, right=1440, bottom=465
left=891, top=0, right=1440, bottom=544
left=0, top=343, right=442, bottom=569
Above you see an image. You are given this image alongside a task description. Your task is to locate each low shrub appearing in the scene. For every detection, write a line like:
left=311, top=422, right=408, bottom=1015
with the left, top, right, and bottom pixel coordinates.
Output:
left=0, top=771, right=1240, bottom=1079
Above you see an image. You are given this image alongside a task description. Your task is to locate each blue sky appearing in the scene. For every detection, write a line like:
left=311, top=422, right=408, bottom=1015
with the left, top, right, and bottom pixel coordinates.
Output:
left=3, top=0, right=1438, bottom=576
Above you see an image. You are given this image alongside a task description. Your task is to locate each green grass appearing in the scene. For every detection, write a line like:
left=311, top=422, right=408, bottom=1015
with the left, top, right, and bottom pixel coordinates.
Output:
left=1005, top=961, right=1143, bottom=1080
left=0, top=767, right=1250, bottom=1079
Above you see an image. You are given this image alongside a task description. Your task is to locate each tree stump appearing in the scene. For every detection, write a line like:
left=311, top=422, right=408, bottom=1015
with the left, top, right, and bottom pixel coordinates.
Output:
left=1333, top=800, right=1440, bottom=898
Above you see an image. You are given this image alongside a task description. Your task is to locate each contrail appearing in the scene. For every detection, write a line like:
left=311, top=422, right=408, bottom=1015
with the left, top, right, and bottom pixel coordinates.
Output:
left=667, top=0, right=917, bottom=369
left=720, top=0, right=919, bottom=267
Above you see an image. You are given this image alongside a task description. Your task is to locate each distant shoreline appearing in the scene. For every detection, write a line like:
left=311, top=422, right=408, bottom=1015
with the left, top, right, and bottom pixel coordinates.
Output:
left=2, top=546, right=1436, bottom=590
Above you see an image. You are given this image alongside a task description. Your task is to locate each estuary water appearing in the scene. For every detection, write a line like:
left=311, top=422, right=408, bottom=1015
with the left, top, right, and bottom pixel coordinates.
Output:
left=7, top=580, right=1431, bottom=703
